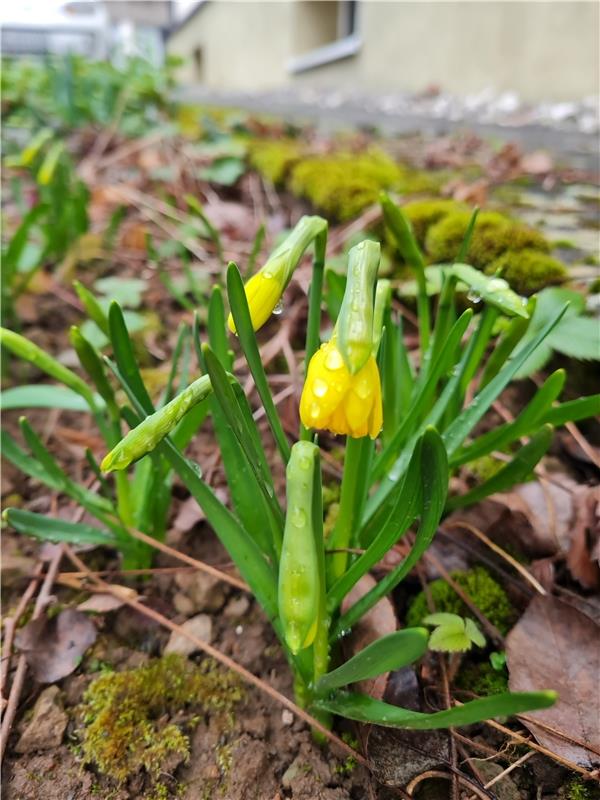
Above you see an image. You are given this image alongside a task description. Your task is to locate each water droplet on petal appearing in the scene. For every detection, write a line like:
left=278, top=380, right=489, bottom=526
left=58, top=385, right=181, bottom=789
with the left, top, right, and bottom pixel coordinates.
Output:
left=310, top=403, right=321, bottom=420
left=313, top=378, right=328, bottom=397
left=325, top=348, right=344, bottom=371
left=263, top=270, right=274, bottom=279
left=272, top=299, right=284, bottom=315
left=355, top=380, right=371, bottom=400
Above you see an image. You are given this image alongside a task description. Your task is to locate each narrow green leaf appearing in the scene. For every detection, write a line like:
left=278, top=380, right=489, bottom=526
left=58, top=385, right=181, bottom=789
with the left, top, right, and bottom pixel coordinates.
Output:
left=540, top=394, right=600, bottom=427
left=316, top=629, right=429, bottom=693
left=108, top=302, right=154, bottom=415
left=450, top=264, right=529, bottom=319
left=328, top=439, right=422, bottom=612
left=227, top=262, right=291, bottom=463
left=314, top=690, right=556, bottom=730
left=0, top=385, right=97, bottom=412
left=70, top=326, right=118, bottom=417
left=0, top=328, right=96, bottom=409
left=3, top=508, right=116, bottom=547
left=334, top=427, right=448, bottom=638
left=441, top=304, right=568, bottom=457
left=447, top=424, right=553, bottom=510
left=451, top=370, right=565, bottom=467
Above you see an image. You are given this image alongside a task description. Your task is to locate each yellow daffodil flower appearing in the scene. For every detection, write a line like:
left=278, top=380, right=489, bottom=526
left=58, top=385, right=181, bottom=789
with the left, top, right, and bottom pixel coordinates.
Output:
left=227, top=268, right=283, bottom=333
left=227, top=214, right=327, bottom=334
left=300, top=338, right=382, bottom=439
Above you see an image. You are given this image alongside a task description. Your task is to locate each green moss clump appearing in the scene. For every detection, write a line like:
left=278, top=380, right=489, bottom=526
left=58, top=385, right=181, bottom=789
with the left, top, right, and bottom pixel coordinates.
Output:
left=467, top=455, right=506, bottom=482
left=456, top=662, right=508, bottom=696
left=402, top=199, right=467, bottom=246
left=425, top=210, right=513, bottom=267
left=406, top=567, right=516, bottom=635
left=563, top=777, right=600, bottom=800
left=78, top=654, right=243, bottom=784
left=289, top=149, right=437, bottom=221
left=248, top=138, right=302, bottom=185
left=488, top=249, right=567, bottom=294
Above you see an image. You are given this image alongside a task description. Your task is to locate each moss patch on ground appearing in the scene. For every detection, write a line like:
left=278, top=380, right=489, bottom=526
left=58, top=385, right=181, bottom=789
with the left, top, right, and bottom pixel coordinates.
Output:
left=78, top=654, right=243, bottom=785
left=406, top=566, right=516, bottom=635
left=405, top=200, right=567, bottom=294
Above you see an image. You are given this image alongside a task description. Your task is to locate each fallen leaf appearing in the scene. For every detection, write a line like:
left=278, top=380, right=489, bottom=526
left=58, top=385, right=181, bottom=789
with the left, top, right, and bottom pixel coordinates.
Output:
left=15, top=608, right=97, bottom=683
left=506, top=595, right=600, bottom=768
left=567, top=486, right=600, bottom=590
left=341, top=574, right=396, bottom=700
left=173, top=495, right=206, bottom=532
left=77, top=593, right=129, bottom=613
left=15, top=686, right=68, bottom=753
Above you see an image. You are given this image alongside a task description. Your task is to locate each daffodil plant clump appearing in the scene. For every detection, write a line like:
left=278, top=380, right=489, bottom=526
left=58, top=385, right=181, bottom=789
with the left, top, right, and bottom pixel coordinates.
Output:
left=3, top=194, right=599, bottom=734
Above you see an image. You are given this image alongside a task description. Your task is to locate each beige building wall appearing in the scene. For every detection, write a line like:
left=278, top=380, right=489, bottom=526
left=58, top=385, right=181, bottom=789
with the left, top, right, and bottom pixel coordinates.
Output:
left=168, top=1, right=599, bottom=101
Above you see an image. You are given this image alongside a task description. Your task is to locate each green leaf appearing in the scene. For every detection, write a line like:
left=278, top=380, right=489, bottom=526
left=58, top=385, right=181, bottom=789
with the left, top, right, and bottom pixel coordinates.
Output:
left=450, top=264, right=529, bottom=319
left=108, top=302, right=154, bottom=415
left=314, top=690, right=557, bottom=730
left=428, top=626, right=472, bottom=652
left=423, top=612, right=464, bottom=628
left=441, top=304, right=568, bottom=456
left=0, top=385, right=98, bottom=412
left=465, top=618, right=486, bottom=648
left=451, top=370, right=565, bottom=467
left=200, top=156, right=246, bottom=186
left=227, top=262, right=291, bottom=463
left=328, top=437, right=422, bottom=612
left=446, top=424, right=554, bottom=510
left=547, top=316, right=600, bottom=361
left=334, top=427, right=448, bottom=638
left=73, top=280, right=110, bottom=337
left=540, top=394, right=600, bottom=427
left=316, top=629, right=429, bottom=694
left=94, top=277, right=147, bottom=308
left=3, top=508, right=116, bottom=547
left=0, top=327, right=96, bottom=409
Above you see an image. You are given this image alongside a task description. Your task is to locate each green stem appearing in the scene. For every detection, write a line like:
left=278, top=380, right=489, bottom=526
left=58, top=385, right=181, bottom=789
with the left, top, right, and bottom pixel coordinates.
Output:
left=326, top=436, right=372, bottom=584
left=300, top=230, right=327, bottom=441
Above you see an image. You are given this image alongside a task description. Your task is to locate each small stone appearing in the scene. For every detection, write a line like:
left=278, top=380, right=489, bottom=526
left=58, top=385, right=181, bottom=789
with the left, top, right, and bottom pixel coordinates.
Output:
left=15, top=686, right=67, bottom=753
left=281, top=709, right=294, bottom=727
left=223, top=595, right=250, bottom=618
left=281, top=761, right=301, bottom=789
left=174, top=571, right=227, bottom=613
left=173, top=592, right=196, bottom=616
left=164, top=614, right=213, bottom=657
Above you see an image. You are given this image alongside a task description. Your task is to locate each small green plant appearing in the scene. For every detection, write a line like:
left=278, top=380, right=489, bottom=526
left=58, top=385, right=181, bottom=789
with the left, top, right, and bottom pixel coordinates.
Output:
left=423, top=613, right=485, bottom=653
left=5, top=200, right=599, bottom=737
left=406, top=567, right=516, bottom=635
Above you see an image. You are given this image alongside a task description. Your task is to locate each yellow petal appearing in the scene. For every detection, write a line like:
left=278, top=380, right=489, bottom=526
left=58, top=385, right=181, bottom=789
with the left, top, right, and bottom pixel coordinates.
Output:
left=227, top=271, right=284, bottom=333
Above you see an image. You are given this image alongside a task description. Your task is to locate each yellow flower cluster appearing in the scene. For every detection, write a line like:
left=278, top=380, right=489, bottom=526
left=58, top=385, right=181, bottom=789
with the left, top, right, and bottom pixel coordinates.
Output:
left=300, top=339, right=382, bottom=439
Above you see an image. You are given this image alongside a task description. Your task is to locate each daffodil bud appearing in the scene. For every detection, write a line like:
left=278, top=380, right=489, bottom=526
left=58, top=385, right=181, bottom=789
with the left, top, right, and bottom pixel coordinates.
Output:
left=278, top=441, right=322, bottom=654
left=228, top=215, right=327, bottom=333
left=336, top=240, right=380, bottom=375
left=372, top=279, right=392, bottom=356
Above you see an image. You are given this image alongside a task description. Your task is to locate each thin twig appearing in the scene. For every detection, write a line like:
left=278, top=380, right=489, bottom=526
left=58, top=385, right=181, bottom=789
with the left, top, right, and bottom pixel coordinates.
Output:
left=443, top=520, right=547, bottom=596
left=0, top=545, right=65, bottom=761
left=406, top=769, right=491, bottom=799
left=62, top=546, right=367, bottom=768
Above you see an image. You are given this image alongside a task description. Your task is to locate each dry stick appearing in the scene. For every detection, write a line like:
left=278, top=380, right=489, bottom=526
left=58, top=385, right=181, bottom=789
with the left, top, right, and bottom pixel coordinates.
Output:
left=57, top=565, right=231, bottom=580
left=460, top=705, right=596, bottom=779
left=0, top=545, right=65, bottom=761
left=96, top=130, right=167, bottom=170
left=62, top=546, right=367, bottom=768
left=0, top=563, right=45, bottom=705
left=421, top=548, right=505, bottom=646
left=443, top=520, right=547, bottom=596
left=565, top=420, right=600, bottom=469
left=121, top=525, right=248, bottom=593
left=406, top=769, right=491, bottom=800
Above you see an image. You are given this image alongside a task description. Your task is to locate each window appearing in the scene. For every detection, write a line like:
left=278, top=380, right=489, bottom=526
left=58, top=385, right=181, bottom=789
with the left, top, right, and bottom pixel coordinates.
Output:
left=288, top=0, right=360, bottom=74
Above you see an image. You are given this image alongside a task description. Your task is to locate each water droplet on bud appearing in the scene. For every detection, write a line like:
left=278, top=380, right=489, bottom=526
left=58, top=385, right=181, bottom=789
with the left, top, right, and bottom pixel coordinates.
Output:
left=272, top=299, right=284, bottom=315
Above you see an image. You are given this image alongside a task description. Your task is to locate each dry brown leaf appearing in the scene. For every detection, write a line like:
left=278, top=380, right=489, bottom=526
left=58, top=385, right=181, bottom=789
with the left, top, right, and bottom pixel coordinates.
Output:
left=506, top=595, right=600, bottom=768
left=15, top=608, right=97, bottom=683
left=173, top=495, right=206, bottom=533
left=341, top=574, right=396, bottom=700
left=567, top=486, right=600, bottom=590
left=77, top=592, right=130, bottom=614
